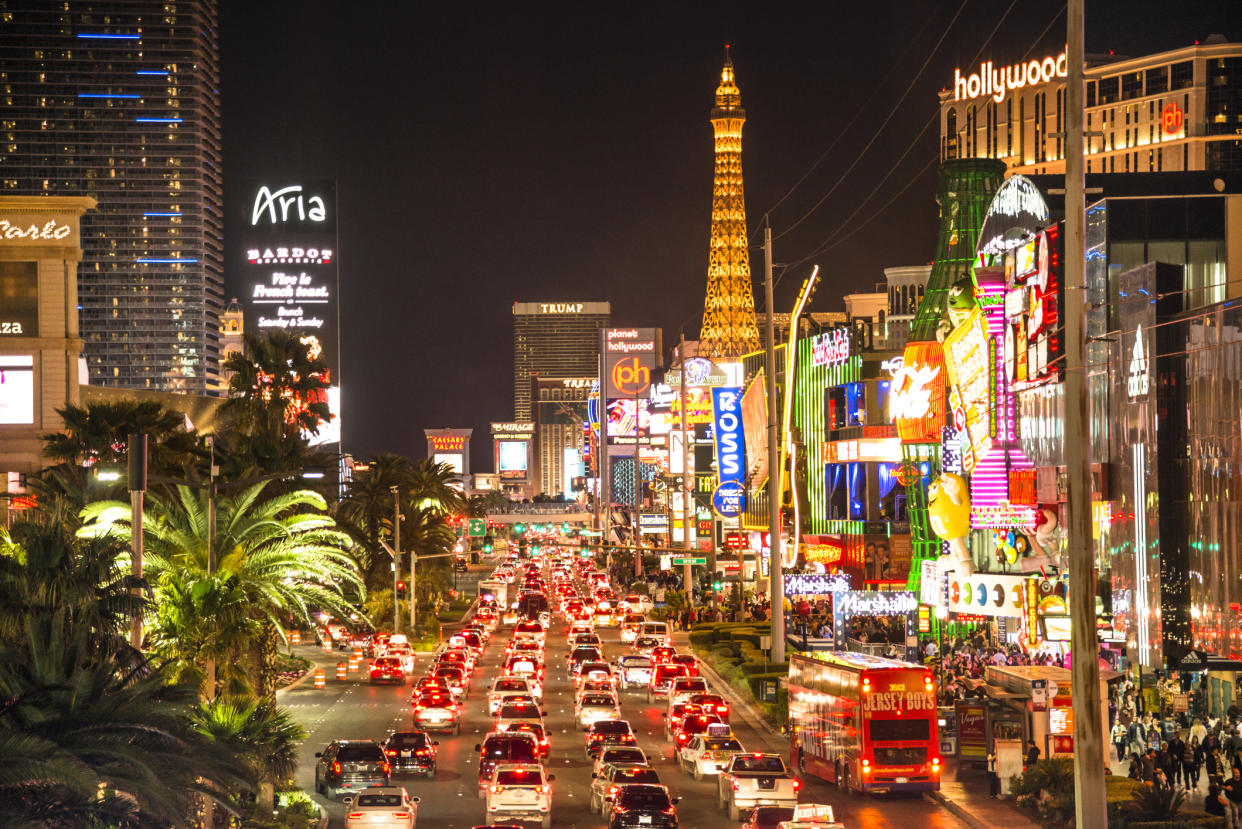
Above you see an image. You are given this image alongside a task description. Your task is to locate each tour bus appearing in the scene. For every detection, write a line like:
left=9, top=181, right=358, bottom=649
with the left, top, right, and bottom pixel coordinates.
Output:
left=787, top=652, right=940, bottom=794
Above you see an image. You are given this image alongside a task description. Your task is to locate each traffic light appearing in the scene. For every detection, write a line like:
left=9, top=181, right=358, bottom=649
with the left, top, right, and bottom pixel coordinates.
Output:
left=483, top=534, right=494, bottom=554
left=396, top=580, right=407, bottom=599
left=712, top=577, right=723, bottom=592
left=513, top=523, right=525, bottom=535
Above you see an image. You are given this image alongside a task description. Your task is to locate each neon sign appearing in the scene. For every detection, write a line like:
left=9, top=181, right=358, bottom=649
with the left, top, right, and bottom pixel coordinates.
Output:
left=1161, top=102, right=1184, bottom=136
left=711, top=387, right=746, bottom=486
left=943, top=307, right=994, bottom=473
left=892, top=342, right=948, bottom=443
left=952, top=50, right=1068, bottom=103
left=0, top=219, right=72, bottom=240
left=250, top=184, right=328, bottom=226
left=809, top=328, right=850, bottom=368
left=430, top=435, right=467, bottom=452
left=1128, top=325, right=1149, bottom=399
left=538, top=303, right=584, bottom=313
left=947, top=573, right=1025, bottom=617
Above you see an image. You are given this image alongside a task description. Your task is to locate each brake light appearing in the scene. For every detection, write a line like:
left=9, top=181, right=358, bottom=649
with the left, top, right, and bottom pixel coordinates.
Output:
left=732, top=781, right=740, bottom=791
left=379, top=761, right=390, bottom=774
left=347, top=812, right=364, bottom=819
left=609, top=785, right=619, bottom=796
left=862, top=677, right=871, bottom=692
left=385, top=749, right=397, bottom=756
left=416, top=749, right=431, bottom=756
left=332, top=761, right=342, bottom=774
left=793, top=779, right=802, bottom=791
left=491, top=785, right=504, bottom=793
left=534, top=785, right=546, bottom=794
left=862, top=759, right=871, bottom=774
left=664, top=807, right=677, bottom=814
left=933, top=757, right=941, bottom=768
left=392, top=813, right=409, bottom=819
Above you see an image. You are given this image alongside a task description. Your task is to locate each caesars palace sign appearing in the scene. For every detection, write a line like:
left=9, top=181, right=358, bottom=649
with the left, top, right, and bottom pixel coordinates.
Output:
left=953, top=49, right=1068, bottom=104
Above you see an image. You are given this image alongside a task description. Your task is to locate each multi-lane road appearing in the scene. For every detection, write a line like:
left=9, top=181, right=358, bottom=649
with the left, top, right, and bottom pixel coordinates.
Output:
left=282, top=599, right=969, bottom=828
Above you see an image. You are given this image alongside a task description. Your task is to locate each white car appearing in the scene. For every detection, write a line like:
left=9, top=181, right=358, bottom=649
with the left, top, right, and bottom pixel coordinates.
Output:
left=576, top=692, right=621, bottom=730
left=616, top=655, right=654, bottom=691
left=494, top=700, right=546, bottom=733
left=492, top=692, right=539, bottom=718
left=343, top=786, right=419, bottom=827
left=575, top=679, right=616, bottom=706
left=620, top=594, right=655, bottom=615
left=639, top=622, right=671, bottom=646
left=592, top=746, right=650, bottom=778
left=677, top=733, right=744, bottom=780
left=619, top=617, right=645, bottom=644
left=489, top=677, right=538, bottom=714
left=486, top=764, right=553, bottom=829
left=667, top=677, right=711, bottom=711
left=384, top=646, right=416, bottom=674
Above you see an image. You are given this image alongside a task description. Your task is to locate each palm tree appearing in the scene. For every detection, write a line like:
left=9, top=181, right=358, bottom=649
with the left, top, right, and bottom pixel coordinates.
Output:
left=80, top=482, right=363, bottom=701
left=406, top=457, right=467, bottom=515
left=222, top=329, right=331, bottom=443
left=194, top=699, right=304, bottom=813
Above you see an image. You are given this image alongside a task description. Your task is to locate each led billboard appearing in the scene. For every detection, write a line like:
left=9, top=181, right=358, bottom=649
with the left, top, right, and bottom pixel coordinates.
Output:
left=241, top=179, right=340, bottom=445
left=0, top=355, right=34, bottom=424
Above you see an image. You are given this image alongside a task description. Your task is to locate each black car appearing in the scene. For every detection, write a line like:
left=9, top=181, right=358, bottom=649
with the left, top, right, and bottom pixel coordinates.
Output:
left=585, top=720, right=636, bottom=759
left=313, top=739, right=389, bottom=799
left=475, top=732, right=539, bottom=796
left=383, top=730, right=438, bottom=777
left=607, top=783, right=680, bottom=829
left=746, top=806, right=796, bottom=829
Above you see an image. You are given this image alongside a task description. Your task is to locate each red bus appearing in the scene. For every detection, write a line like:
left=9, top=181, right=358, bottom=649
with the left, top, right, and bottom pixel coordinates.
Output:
left=787, top=652, right=940, bottom=794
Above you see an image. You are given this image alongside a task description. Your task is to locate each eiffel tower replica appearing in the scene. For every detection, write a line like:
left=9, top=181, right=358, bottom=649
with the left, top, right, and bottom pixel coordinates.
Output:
left=698, top=47, right=760, bottom=362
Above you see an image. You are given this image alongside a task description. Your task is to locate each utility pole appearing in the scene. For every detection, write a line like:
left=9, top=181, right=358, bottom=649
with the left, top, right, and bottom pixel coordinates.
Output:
left=127, top=433, right=147, bottom=651
left=679, top=333, right=693, bottom=594
left=391, top=485, right=401, bottom=635
left=764, top=224, right=785, bottom=663
left=1065, top=0, right=1105, bottom=824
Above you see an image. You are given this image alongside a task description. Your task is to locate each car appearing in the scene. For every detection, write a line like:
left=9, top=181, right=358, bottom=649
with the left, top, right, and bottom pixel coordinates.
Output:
left=684, top=693, right=731, bottom=722
left=650, top=646, right=677, bottom=665
left=585, top=719, right=637, bottom=759
left=485, top=764, right=554, bottom=829
left=432, top=664, right=469, bottom=700
left=744, top=806, right=797, bottom=829
left=669, top=653, right=700, bottom=677
left=412, top=691, right=460, bottom=734
left=677, top=732, right=744, bottom=780
left=569, top=645, right=604, bottom=676
left=413, top=676, right=452, bottom=697
left=667, top=677, right=711, bottom=710
left=593, top=746, right=650, bottom=777
left=620, top=594, right=655, bottom=615
left=575, top=679, right=617, bottom=705
left=506, top=640, right=543, bottom=659
left=370, top=656, right=407, bottom=685
left=648, top=663, right=690, bottom=702
left=512, top=620, right=546, bottom=645
left=568, top=631, right=602, bottom=650
left=670, top=713, right=724, bottom=757
left=492, top=691, right=539, bottom=716
left=574, top=660, right=615, bottom=688
left=383, top=730, right=438, bottom=777
left=500, top=720, right=550, bottom=758
left=502, top=607, right=521, bottom=625
left=494, top=700, right=547, bottom=733
left=639, top=622, right=670, bottom=645
left=576, top=692, right=621, bottom=730
left=439, top=647, right=475, bottom=673
left=632, top=636, right=662, bottom=656
left=475, top=732, right=540, bottom=798
left=490, top=677, right=538, bottom=713
left=616, top=655, right=654, bottom=691
left=619, top=616, right=646, bottom=644
left=343, top=785, right=419, bottom=828
left=385, top=645, right=417, bottom=674
left=607, top=783, right=680, bottom=829
left=590, top=763, right=662, bottom=815
left=314, top=739, right=390, bottom=800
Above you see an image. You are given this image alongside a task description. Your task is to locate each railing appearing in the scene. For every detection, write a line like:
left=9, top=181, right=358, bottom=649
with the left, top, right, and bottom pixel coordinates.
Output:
left=488, top=503, right=593, bottom=515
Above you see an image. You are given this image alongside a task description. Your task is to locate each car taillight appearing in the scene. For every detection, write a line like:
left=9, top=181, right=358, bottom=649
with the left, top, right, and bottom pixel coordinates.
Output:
left=702, top=751, right=715, bottom=760
left=609, top=785, right=619, bottom=796
left=793, top=779, right=802, bottom=791
left=416, top=749, right=431, bottom=756
left=392, top=813, right=409, bottom=819
left=491, top=785, right=505, bottom=793
left=332, top=761, right=342, bottom=774
left=932, top=757, right=941, bottom=769
left=385, top=749, right=397, bottom=756
left=862, top=759, right=871, bottom=774
left=347, top=812, right=364, bottom=820
left=731, top=781, right=740, bottom=791
left=664, top=806, right=677, bottom=814
left=534, top=785, right=546, bottom=794
left=380, top=761, right=390, bottom=773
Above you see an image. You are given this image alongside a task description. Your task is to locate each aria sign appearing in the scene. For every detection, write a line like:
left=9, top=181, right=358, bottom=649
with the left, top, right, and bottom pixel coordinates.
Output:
left=250, top=184, right=329, bottom=227
left=953, top=50, right=1068, bottom=104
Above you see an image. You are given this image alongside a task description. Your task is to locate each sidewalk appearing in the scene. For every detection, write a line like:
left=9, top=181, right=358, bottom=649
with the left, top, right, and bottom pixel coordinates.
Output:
left=673, top=629, right=1041, bottom=829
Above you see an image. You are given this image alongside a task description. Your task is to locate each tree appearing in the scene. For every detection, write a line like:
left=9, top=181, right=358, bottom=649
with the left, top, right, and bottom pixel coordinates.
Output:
left=406, top=458, right=467, bottom=515
left=222, top=330, right=330, bottom=440
left=80, top=482, right=362, bottom=701
left=194, top=699, right=304, bottom=814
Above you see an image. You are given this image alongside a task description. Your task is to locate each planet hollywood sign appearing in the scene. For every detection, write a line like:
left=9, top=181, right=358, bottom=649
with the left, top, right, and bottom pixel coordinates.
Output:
left=809, top=328, right=850, bottom=368
left=953, top=49, right=1068, bottom=104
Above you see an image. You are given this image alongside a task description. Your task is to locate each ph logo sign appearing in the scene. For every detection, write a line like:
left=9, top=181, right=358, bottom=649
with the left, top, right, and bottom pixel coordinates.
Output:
left=611, top=357, right=651, bottom=396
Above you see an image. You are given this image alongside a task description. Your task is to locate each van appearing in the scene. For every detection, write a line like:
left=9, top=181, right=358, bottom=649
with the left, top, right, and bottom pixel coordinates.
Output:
left=640, top=622, right=670, bottom=646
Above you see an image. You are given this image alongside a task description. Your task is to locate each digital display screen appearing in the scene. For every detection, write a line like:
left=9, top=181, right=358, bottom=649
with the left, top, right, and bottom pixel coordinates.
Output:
left=434, top=453, right=464, bottom=474
left=498, top=441, right=527, bottom=472
left=0, top=355, right=35, bottom=424
left=0, top=262, right=38, bottom=336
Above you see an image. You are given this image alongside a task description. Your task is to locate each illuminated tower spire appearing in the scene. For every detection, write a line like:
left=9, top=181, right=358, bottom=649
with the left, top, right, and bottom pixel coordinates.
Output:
left=699, top=46, right=761, bottom=361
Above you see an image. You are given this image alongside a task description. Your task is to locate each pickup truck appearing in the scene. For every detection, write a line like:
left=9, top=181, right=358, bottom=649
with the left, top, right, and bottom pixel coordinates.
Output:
left=718, top=753, right=801, bottom=821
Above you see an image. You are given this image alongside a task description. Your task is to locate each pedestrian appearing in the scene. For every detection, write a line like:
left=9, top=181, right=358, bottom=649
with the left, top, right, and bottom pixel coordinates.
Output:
left=1142, top=747, right=1158, bottom=783
left=1193, top=717, right=1209, bottom=745
left=1224, top=767, right=1242, bottom=828
left=1025, top=740, right=1041, bottom=770
left=1112, top=720, right=1130, bottom=769
left=1129, top=716, right=1147, bottom=760
left=1209, top=747, right=1226, bottom=786
left=1206, top=783, right=1228, bottom=819
left=1189, top=736, right=1203, bottom=790
left=1128, top=753, right=1143, bottom=780
left=1170, top=732, right=1187, bottom=786
left=987, top=750, right=1000, bottom=798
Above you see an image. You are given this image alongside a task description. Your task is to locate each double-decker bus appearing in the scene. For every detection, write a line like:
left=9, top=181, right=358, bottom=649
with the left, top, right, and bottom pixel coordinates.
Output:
left=788, top=652, right=940, bottom=794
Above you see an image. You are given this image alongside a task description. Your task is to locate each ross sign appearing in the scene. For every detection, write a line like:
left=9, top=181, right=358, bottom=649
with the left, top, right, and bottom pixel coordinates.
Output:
left=952, top=50, right=1068, bottom=104
left=712, top=480, right=746, bottom=518
left=809, top=328, right=851, bottom=368
left=1161, top=102, right=1184, bottom=136
left=604, top=328, right=659, bottom=398
left=242, top=178, right=340, bottom=445
left=947, top=573, right=1025, bottom=617
left=671, top=556, right=707, bottom=566
left=711, top=387, right=746, bottom=486
left=891, top=342, right=948, bottom=442
left=0, top=261, right=39, bottom=336
left=1127, top=324, right=1149, bottom=399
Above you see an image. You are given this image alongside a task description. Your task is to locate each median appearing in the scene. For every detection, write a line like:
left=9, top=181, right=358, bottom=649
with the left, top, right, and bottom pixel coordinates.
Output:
left=688, top=622, right=788, bottom=729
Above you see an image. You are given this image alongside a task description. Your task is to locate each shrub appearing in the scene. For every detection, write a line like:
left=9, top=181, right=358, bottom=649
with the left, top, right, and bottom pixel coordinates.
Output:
left=1130, top=784, right=1187, bottom=822
left=1125, top=816, right=1226, bottom=829
left=1009, top=758, right=1075, bottom=826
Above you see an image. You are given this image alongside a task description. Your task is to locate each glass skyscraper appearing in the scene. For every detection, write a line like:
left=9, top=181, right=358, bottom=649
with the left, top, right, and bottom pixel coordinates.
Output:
left=512, top=301, right=610, bottom=421
left=0, top=1, right=223, bottom=393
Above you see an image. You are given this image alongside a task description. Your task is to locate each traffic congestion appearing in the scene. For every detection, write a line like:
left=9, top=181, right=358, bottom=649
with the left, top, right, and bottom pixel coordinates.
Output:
left=291, top=540, right=961, bottom=829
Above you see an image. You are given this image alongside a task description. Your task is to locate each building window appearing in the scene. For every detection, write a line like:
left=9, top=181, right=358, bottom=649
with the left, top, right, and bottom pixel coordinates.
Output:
left=1006, top=97, right=1013, bottom=156
left=1171, top=60, right=1194, bottom=90
left=1206, top=58, right=1242, bottom=137
left=1098, top=76, right=1119, bottom=105
left=1146, top=65, right=1169, bottom=96
left=1121, top=71, right=1143, bottom=101
left=1019, top=95, right=1026, bottom=162
left=1087, top=80, right=1097, bottom=108
left=945, top=108, right=958, bottom=160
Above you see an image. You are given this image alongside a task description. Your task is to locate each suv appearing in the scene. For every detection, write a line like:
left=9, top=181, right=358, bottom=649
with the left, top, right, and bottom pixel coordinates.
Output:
left=648, top=663, right=690, bottom=702
left=590, top=763, right=661, bottom=815
left=314, top=739, right=390, bottom=799
left=607, top=783, right=680, bottom=829
left=475, top=733, right=539, bottom=797
left=369, top=656, right=406, bottom=685
left=485, top=763, right=554, bottom=829
left=585, top=720, right=637, bottom=759
left=383, top=730, right=438, bottom=777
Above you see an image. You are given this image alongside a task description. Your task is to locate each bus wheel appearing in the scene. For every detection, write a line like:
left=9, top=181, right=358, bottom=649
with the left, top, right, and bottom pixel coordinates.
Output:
left=798, top=750, right=806, bottom=774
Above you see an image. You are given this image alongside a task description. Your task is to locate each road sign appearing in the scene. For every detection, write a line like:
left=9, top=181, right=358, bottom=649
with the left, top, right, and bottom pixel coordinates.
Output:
left=712, top=480, right=746, bottom=518
left=468, top=519, right=486, bottom=537
left=671, top=556, right=707, bottom=566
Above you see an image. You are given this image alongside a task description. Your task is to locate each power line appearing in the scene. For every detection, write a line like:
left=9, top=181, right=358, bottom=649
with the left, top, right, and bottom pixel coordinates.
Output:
left=772, top=0, right=974, bottom=242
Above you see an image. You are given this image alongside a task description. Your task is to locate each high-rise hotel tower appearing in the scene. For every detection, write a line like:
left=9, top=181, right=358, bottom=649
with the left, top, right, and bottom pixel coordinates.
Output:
left=0, top=1, right=223, bottom=393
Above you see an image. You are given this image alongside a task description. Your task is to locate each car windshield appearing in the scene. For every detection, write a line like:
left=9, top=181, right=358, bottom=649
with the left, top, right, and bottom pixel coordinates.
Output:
left=623, top=657, right=652, bottom=667
left=572, top=648, right=601, bottom=660
left=705, top=739, right=743, bottom=751
left=356, top=794, right=404, bottom=807
left=483, top=738, right=537, bottom=761
left=580, top=662, right=610, bottom=674
left=336, top=745, right=383, bottom=762
left=581, top=695, right=615, bottom=706
left=375, top=658, right=401, bottom=667
left=495, top=680, right=528, bottom=691
left=673, top=680, right=707, bottom=692
left=616, top=768, right=661, bottom=784
left=603, top=749, right=645, bottom=764
left=435, top=666, right=463, bottom=678
left=417, top=695, right=452, bottom=708
left=617, top=787, right=671, bottom=809
left=387, top=733, right=428, bottom=748
left=754, top=807, right=797, bottom=828
left=593, top=721, right=631, bottom=734
left=496, top=769, right=543, bottom=786
left=732, top=756, right=787, bottom=773
left=499, top=703, right=538, bottom=718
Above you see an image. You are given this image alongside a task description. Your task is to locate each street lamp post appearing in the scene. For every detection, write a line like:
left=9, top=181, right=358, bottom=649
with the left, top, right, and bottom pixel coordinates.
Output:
left=391, top=485, right=401, bottom=635
left=127, top=433, right=147, bottom=651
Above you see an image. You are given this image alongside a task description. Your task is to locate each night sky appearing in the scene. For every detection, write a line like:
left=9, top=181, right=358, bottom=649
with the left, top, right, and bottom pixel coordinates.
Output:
left=220, top=1, right=1236, bottom=470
